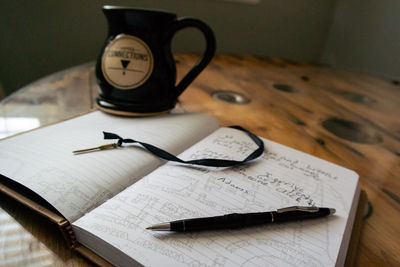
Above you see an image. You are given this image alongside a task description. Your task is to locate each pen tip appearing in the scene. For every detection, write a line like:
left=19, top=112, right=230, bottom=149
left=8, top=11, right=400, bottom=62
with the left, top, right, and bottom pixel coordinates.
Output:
left=145, top=223, right=170, bottom=231
left=329, top=208, right=336, bottom=214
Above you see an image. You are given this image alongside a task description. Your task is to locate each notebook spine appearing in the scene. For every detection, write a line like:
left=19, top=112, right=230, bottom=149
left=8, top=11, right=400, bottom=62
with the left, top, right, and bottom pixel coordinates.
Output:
left=60, top=221, right=77, bottom=248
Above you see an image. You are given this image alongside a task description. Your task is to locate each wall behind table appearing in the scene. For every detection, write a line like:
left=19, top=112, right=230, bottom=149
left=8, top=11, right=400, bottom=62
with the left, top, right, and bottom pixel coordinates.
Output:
left=322, top=0, right=400, bottom=82
left=0, top=0, right=337, bottom=96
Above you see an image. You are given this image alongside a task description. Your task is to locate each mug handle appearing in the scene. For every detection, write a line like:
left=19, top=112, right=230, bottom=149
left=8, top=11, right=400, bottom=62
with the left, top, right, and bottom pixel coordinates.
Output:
left=166, top=17, right=216, bottom=99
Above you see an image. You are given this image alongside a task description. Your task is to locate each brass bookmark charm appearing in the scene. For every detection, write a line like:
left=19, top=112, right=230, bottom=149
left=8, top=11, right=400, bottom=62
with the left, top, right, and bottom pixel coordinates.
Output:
left=73, top=143, right=119, bottom=154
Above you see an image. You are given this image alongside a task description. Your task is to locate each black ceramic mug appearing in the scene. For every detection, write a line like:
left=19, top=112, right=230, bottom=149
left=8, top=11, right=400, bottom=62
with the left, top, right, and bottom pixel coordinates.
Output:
left=96, top=6, right=216, bottom=116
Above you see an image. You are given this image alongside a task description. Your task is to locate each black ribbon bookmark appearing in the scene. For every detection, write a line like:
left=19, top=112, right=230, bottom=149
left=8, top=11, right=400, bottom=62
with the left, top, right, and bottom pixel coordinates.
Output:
left=102, top=126, right=264, bottom=167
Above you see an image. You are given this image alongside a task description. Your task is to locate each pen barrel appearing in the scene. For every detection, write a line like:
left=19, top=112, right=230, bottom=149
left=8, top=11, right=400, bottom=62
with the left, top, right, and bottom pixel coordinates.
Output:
left=169, top=208, right=332, bottom=231
left=170, top=212, right=273, bottom=231
left=273, top=208, right=332, bottom=222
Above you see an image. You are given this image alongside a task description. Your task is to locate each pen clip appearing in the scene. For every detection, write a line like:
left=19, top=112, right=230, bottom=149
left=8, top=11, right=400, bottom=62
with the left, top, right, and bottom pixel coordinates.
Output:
left=72, top=143, right=119, bottom=154
left=277, top=206, right=319, bottom=213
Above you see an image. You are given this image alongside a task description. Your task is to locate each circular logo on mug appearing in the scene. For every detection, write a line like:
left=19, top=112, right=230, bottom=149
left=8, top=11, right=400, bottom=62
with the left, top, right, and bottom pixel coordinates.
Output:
left=101, top=34, right=154, bottom=90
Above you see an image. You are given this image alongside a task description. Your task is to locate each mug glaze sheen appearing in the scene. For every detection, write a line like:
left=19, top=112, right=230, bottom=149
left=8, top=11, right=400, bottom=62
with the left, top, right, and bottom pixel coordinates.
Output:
left=96, top=6, right=216, bottom=116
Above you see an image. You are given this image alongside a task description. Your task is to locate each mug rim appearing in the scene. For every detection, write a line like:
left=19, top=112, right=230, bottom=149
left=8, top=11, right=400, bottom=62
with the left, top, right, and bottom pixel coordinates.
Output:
left=103, top=5, right=175, bottom=16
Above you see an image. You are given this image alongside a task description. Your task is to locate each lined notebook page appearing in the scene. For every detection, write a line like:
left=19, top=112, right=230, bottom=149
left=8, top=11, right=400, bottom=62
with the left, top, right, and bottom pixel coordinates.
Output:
left=73, top=127, right=360, bottom=267
left=0, top=111, right=218, bottom=222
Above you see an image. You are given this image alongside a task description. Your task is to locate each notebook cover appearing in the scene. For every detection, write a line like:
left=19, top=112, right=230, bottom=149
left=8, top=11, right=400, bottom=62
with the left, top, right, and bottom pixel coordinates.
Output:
left=0, top=176, right=77, bottom=248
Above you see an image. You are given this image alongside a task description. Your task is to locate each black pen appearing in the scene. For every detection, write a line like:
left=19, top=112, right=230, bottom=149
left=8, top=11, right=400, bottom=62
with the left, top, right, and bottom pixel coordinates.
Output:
left=146, top=206, right=336, bottom=232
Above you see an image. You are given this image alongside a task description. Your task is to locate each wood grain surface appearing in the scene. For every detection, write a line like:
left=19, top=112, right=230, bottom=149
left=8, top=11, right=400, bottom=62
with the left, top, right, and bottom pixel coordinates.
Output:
left=0, top=54, right=399, bottom=266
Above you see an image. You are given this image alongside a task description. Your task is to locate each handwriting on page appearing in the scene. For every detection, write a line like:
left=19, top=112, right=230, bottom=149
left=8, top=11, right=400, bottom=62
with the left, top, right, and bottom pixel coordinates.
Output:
left=264, top=152, right=339, bottom=181
left=74, top=127, right=358, bottom=266
left=189, top=134, right=256, bottom=160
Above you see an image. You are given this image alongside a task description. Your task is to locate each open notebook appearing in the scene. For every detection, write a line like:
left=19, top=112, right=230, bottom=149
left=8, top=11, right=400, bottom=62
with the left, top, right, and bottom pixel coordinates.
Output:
left=0, top=111, right=360, bottom=266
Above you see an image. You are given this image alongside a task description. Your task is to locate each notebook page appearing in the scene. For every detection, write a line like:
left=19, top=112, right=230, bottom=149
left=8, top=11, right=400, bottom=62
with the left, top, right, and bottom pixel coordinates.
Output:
left=73, top=127, right=359, bottom=266
left=0, top=111, right=218, bottom=222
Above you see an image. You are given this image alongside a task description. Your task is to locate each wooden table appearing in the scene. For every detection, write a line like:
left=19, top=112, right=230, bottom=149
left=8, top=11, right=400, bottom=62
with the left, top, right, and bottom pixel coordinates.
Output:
left=0, top=54, right=399, bottom=266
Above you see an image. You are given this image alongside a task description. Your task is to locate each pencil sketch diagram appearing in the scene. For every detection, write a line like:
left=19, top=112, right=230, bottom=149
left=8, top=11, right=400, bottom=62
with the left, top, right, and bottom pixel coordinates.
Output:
left=144, top=171, right=200, bottom=199
left=28, top=167, right=114, bottom=221
left=73, top=128, right=357, bottom=266
left=76, top=163, right=338, bottom=265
